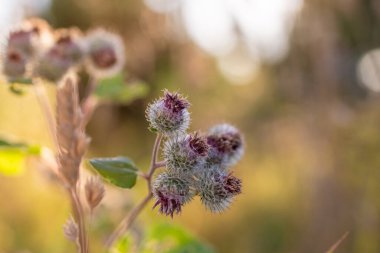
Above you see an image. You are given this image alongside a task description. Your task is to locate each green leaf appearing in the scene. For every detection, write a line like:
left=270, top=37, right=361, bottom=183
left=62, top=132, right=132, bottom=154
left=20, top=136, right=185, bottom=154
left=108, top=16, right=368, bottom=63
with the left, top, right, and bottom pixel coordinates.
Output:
left=0, top=138, right=41, bottom=176
left=95, top=74, right=149, bottom=104
left=89, top=156, right=138, bottom=188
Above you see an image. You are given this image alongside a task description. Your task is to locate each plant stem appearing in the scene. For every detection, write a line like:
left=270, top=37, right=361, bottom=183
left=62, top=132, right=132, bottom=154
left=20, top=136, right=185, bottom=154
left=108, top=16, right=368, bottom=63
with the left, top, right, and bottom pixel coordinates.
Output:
left=33, top=81, right=58, bottom=149
left=105, top=134, right=163, bottom=248
left=105, top=193, right=153, bottom=248
left=70, top=188, right=89, bottom=253
left=81, top=76, right=98, bottom=126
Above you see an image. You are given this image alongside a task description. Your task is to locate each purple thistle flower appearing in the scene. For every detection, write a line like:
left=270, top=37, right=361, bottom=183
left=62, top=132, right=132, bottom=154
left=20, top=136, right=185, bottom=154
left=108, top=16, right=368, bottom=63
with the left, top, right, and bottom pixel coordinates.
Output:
left=146, top=91, right=190, bottom=135
left=163, top=91, right=190, bottom=113
left=189, top=133, right=209, bottom=156
left=198, top=169, right=242, bottom=213
left=164, top=133, right=209, bottom=174
left=152, top=172, right=194, bottom=217
left=223, top=173, right=242, bottom=196
left=153, top=190, right=183, bottom=218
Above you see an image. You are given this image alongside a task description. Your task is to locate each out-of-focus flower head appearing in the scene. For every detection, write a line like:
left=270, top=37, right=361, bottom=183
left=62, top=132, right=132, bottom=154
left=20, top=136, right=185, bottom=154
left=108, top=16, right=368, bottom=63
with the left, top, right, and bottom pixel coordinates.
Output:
left=6, top=18, right=52, bottom=57
left=2, top=48, right=28, bottom=80
left=53, top=28, right=84, bottom=64
left=1, top=18, right=53, bottom=81
left=206, top=124, right=244, bottom=168
left=85, top=28, right=125, bottom=78
left=146, top=90, right=190, bottom=135
left=35, top=28, right=84, bottom=82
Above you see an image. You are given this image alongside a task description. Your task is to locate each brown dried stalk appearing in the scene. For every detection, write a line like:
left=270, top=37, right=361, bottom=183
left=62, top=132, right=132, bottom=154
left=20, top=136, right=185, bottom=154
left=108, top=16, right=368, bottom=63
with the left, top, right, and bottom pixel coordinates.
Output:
left=56, top=75, right=89, bottom=253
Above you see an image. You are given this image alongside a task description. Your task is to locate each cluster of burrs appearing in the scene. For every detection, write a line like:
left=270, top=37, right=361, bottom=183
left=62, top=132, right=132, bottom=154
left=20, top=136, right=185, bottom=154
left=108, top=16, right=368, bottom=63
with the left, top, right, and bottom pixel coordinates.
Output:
left=1, top=18, right=125, bottom=83
left=146, top=90, right=244, bottom=217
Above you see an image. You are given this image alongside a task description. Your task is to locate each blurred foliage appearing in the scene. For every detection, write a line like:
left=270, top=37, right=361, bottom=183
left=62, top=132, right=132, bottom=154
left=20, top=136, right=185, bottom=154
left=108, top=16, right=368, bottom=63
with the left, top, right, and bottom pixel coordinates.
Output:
left=113, top=222, right=214, bottom=253
left=0, top=139, right=40, bottom=176
left=95, top=74, right=149, bottom=105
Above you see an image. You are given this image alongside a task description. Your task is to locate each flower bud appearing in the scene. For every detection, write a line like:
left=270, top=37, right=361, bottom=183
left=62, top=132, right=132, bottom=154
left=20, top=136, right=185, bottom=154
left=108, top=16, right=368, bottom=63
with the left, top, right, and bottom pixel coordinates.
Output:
left=152, top=172, right=194, bottom=217
left=198, top=169, right=242, bottom=213
left=2, top=48, right=28, bottom=80
left=164, top=133, right=209, bottom=174
left=206, top=124, right=244, bottom=168
left=146, top=91, right=190, bottom=135
left=85, top=28, right=125, bottom=78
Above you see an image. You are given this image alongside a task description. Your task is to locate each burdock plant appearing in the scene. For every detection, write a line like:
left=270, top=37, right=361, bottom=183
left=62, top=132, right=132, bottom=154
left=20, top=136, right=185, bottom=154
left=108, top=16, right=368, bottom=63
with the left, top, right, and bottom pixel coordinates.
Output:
left=0, top=17, right=244, bottom=253
left=94, top=90, right=244, bottom=248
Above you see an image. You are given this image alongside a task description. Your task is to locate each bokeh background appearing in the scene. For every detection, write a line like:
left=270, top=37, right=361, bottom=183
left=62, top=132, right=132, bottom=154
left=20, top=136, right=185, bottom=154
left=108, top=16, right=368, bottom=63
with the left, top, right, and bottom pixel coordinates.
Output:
left=1, top=0, right=380, bottom=252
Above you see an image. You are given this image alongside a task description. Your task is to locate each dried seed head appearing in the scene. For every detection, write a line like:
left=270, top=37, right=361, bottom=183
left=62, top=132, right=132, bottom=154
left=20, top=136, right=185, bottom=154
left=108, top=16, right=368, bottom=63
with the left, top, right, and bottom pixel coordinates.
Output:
left=2, top=48, right=28, bottom=80
left=56, top=74, right=88, bottom=187
left=152, top=172, right=194, bottom=217
left=164, top=133, right=209, bottom=174
left=85, top=28, right=125, bottom=78
left=146, top=91, right=190, bottom=135
left=198, top=169, right=242, bottom=213
left=63, top=216, right=78, bottom=242
left=206, top=124, right=244, bottom=168
left=85, top=176, right=105, bottom=210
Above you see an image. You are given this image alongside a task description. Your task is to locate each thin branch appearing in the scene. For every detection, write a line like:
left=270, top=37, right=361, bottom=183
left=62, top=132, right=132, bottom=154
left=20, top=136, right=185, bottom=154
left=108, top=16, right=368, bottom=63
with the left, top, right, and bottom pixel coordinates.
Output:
left=153, top=161, right=166, bottom=170
left=325, top=231, right=349, bottom=253
left=105, top=193, right=153, bottom=248
left=33, top=81, right=58, bottom=149
left=148, top=134, right=163, bottom=178
left=81, top=77, right=99, bottom=126
left=105, top=134, right=163, bottom=249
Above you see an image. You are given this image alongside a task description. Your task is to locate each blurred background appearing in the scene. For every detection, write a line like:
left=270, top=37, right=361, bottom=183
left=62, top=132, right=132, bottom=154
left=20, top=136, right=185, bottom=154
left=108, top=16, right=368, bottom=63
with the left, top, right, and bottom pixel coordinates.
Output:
left=1, top=0, right=380, bottom=252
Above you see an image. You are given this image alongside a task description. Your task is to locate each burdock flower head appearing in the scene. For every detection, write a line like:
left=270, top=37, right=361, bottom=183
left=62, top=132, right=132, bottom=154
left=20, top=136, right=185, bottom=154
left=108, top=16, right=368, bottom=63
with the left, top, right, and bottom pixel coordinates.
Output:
left=5, top=18, right=51, bottom=57
left=85, top=28, right=125, bottom=78
left=53, top=29, right=84, bottom=64
left=198, top=169, right=242, bottom=213
left=2, top=48, right=28, bottom=80
left=152, top=172, right=194, bottom=217
left=35, top=29, right=84, bottom=82
left=146, top=90, right=190, bottom=135
left=164, top=132, right=209, bottom=174
left=2, top=18, right=52, bottom=81
left=206, top=124, right=244, bottom=168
